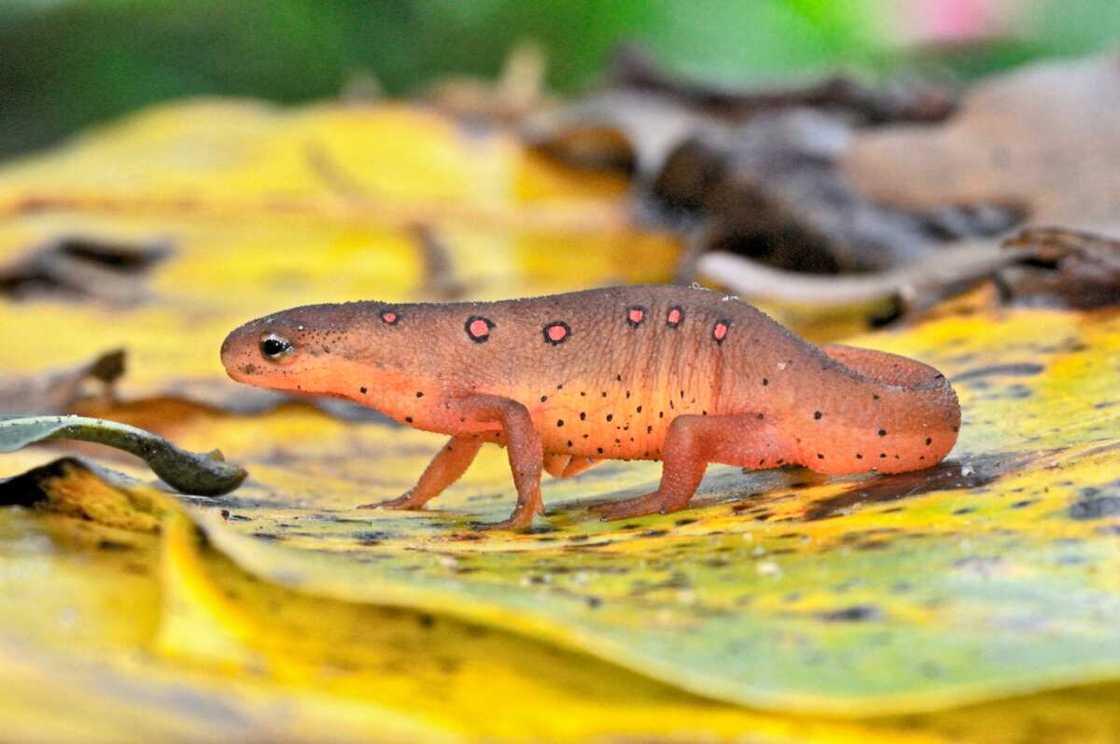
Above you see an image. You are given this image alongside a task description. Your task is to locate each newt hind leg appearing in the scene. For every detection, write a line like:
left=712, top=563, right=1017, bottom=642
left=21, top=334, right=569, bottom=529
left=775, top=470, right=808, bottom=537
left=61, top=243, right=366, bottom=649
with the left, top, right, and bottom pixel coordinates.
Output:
left=594, top=413, right=784, bottom=521
left=544, top=454, right=602, bottom=479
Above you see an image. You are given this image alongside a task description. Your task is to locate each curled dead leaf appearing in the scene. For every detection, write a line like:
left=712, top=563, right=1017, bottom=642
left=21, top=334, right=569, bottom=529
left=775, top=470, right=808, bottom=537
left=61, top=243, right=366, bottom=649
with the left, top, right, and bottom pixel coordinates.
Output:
left=0, top=234, right=171, bottom=305
left=0, top=348, right=125, bottom=415
left=0, top=415, right=246, bottom=496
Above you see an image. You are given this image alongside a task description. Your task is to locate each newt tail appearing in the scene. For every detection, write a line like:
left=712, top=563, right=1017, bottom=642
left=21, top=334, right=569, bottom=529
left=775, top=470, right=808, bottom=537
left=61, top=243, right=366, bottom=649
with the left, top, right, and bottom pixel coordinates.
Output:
left=221, top=286, right=960, bottom=528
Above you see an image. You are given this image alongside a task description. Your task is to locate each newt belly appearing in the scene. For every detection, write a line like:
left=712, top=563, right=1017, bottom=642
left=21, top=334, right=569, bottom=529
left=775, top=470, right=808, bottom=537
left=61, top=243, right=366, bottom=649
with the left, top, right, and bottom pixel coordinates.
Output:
left=221, top=285, right=960, bottom=528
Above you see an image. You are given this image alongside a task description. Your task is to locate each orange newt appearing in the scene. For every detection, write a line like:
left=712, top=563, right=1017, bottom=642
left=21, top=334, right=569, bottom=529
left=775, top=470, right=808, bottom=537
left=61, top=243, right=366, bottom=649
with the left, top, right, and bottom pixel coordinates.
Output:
left=221, top=286, right=960, bottom=528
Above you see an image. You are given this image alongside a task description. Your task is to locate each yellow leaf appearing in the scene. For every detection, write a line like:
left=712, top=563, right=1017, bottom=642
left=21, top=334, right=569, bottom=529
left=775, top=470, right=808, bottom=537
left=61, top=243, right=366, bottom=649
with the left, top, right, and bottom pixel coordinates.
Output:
left=4, top=457, right=1119, bottom=742
left=1, top=99, right=1118, bottom=740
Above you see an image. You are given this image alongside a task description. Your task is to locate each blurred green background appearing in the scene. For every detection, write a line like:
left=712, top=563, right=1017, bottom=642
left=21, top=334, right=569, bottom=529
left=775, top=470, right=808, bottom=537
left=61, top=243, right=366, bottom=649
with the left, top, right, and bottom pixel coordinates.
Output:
left=2, top=0, right=1119, bottom=160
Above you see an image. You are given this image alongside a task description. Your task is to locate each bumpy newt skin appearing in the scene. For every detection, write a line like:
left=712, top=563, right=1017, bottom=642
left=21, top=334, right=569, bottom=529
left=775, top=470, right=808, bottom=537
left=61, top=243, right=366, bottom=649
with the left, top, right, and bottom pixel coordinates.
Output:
left=220, top=286, right=960, bottom=528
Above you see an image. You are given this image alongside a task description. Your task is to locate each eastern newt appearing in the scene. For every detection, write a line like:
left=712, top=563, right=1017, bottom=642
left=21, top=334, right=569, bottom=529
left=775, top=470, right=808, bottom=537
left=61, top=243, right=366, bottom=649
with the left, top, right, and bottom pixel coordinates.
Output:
left=221, top=286, right=960, bottom=528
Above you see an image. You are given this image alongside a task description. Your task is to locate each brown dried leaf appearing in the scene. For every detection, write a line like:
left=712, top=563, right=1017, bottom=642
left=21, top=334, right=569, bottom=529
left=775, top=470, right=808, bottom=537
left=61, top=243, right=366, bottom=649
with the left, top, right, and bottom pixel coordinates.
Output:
left=608, top=44, right=958, bottom=126
left=0, top=234, right=171, bottom=305
left=842, top=54, right=1120, bottom=228
left=0, top=349, right=126, bottom=415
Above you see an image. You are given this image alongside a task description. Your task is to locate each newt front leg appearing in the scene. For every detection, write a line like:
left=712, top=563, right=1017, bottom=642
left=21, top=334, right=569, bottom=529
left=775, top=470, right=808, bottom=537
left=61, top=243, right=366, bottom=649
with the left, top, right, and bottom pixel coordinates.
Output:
left=359, top=433, right=483, bottom=511
left=365, top=394, right=543, bottom=529
left=461, top=395, right=544, bottom=529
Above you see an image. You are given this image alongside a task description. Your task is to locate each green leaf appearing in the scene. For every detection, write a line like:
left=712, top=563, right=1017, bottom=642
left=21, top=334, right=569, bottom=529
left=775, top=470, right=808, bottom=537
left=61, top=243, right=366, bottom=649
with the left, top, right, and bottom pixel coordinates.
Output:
left=0, top=415, right=247, bottom=496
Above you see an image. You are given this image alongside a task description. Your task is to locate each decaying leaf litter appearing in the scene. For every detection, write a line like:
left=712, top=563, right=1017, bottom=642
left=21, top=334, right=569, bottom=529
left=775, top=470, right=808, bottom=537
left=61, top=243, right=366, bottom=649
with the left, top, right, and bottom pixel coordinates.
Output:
left=530, top=51, right=1120, bottom=320
left=1, top=48, right=1119, bottom=741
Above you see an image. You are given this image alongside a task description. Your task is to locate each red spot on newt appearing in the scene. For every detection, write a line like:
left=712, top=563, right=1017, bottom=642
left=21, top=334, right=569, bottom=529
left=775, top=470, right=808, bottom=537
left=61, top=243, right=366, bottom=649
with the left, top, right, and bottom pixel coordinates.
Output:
left=221, top=286, right=961, bottom=529
left=466, top=316, right=493, bottom=342
left=543, top=321, right=570, bottom=345
left=713, top=319, right=730, bottom=343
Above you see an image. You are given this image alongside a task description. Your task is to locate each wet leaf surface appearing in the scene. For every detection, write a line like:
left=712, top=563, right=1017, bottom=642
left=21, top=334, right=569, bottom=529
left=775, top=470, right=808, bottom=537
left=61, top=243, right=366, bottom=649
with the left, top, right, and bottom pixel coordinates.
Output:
left=4, top=457, right=1120, bottom=742
left=0, top=96, right=1118, bottom=740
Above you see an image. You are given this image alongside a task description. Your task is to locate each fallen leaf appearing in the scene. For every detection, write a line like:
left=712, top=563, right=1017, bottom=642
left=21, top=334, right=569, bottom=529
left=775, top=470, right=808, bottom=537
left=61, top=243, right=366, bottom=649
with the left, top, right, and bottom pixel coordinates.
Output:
left=13, top=303, right=1111, bottom=718
left=0, top=415, right=246, bottom=496
left=608, top=44, right=958, bottom=126
left=843, top=54, right=1120, bottom=230
left=0, top=233, right=171, bottom=305
left=0, top=348, right=125, bottom=414
left=4, top=456, right=1120, bottom=742
left=1, top=93, right=1118, bottom=740
left=998, top=226, right=1120, bottom=308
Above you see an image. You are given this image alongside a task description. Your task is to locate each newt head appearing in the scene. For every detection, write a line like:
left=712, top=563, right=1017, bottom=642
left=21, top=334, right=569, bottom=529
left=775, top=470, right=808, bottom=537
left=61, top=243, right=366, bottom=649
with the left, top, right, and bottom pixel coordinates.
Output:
left=221, top=302, right=388, bottom=397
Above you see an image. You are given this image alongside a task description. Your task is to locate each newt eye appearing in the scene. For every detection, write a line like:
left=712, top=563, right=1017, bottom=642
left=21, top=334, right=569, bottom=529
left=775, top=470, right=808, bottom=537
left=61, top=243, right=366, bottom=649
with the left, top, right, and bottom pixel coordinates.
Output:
left=259, top=332, right=294, bottom=363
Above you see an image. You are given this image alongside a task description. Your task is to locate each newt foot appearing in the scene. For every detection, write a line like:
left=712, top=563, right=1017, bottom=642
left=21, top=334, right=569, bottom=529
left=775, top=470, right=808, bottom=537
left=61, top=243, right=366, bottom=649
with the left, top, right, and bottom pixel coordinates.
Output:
left=357, top=490, right=425, bottom=510
left=592, top=491, right=683, bottom=520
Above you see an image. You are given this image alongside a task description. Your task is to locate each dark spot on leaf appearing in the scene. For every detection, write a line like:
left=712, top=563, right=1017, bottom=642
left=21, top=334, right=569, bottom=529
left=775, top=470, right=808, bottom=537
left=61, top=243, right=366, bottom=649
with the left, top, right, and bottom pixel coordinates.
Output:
left=951, top=362, right=1045, bottom=383
left=1069, top=493, right=1120, bottom=520
left=816, top=605, right=882, bottom=623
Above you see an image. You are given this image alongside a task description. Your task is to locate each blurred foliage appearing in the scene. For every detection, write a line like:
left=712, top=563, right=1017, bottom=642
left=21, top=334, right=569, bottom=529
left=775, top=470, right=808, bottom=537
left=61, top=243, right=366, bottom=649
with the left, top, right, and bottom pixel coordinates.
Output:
left=3, top=0, right=1120, bottom=158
